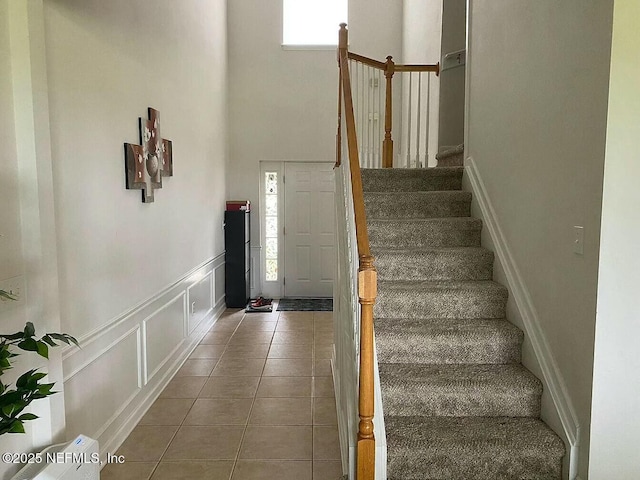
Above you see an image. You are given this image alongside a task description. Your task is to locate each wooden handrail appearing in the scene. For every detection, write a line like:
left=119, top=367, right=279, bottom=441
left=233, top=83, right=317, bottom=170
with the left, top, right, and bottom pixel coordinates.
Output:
left=347, top=51, right=440, bottom=76
left=338, top=23, right=377, bottom=480
left=347, top=51, right=387, bottom=70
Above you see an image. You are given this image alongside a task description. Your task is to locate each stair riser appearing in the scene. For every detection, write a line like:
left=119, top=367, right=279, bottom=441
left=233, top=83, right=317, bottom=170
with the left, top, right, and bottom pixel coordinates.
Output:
left=374, top=287, right=507, bottom=319
left=381, top=388, right=541, bottom=418
left=361, top=170, right=462, bottom=192
left=387, top=454, right=562, bottom=480
left=369, top=220, right=482, bottom=248
left=376, top=336, right=522, bottom=365
left=374, top=251, right=494, bottom=281
left=364, top=193, right=471, bottom=219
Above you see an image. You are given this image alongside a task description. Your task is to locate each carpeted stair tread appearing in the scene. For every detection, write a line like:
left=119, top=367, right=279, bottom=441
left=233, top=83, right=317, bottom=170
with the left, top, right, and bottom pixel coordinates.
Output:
left=385, top=416, right=564, bottom=480
left=369, top=217, right=482, bottom=248
left=364, top=190, right=471, bottom=219
left=372, top=247, right=494, bottom=281
left=361, top=167, right=463, bottom=192
left=379, top=363, right=542, bottom=417
left=375, top=318, right=523, bottom=364
left=375, top=280, right=508, bottom=320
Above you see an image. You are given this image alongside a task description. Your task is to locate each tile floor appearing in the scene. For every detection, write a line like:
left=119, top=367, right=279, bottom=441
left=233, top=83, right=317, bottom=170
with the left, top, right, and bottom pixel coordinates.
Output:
left=101, top=308, right=343, bottom=480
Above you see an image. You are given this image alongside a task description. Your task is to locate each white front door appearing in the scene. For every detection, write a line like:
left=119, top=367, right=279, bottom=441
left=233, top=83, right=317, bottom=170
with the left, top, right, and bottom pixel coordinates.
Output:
left=283, top=162, right=335, bottom=297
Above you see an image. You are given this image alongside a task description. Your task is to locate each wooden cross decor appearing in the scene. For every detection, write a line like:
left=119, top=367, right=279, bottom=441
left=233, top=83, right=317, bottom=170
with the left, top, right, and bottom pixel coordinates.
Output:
left=124, top=107, right=173, bottom=203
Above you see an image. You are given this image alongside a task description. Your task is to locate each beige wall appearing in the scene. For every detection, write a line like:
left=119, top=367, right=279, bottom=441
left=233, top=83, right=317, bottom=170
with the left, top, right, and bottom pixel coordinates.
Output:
left=589, top=0, right=640, bottom=477
left=466, top=1, right=613, bottom=477
left=227, top=0, right=402, bottom=249
left=44, top=0, right=228, bottom=338
left=0, top=1, right=228, bottom=474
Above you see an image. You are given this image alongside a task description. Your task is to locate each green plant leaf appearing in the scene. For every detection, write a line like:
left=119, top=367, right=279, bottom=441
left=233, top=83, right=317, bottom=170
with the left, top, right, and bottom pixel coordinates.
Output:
left=18, top=413, right=38, bottom=421
left=16, top=369, right=38, bottom=388
left=8, top=420, right=25, bottom=434
left=41, top=335, right=56, bottom=347
left=17, top=338, right=38, bottom=353
left=0, top=332, right=25, bottom=341
left=23, top=323, right=35, bottom=338
left=35, top=341, right=48, bottom=359
left=0, top=290, right=16, bottom=301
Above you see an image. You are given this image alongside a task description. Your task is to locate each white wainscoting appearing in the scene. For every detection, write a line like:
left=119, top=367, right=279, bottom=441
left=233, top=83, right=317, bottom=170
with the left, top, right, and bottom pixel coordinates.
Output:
left=62, top=254, right=226, bottom=460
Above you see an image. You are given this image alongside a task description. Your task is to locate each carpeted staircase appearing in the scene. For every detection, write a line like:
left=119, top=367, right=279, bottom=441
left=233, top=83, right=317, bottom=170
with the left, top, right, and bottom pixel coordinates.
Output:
left=361, top=167, right=565, bottom=479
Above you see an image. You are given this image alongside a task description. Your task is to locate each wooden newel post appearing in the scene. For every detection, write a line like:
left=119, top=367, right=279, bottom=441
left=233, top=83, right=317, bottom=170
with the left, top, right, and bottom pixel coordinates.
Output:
left=382, top=56, right=395, bottom=168
left=357, top=254, right=377, bottom=480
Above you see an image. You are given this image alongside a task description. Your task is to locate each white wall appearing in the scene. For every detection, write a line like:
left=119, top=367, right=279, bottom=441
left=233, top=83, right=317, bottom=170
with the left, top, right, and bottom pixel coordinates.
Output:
left=401, top=0, right=441, bottom=166
left=589, top=0, right=640, bottom=477
left=438, top=0, right=465, bottom=148
left=227, top=0, right=402, bottom=292
left=465, top=1, right=614, bottom=477
left=0, top=1, right=228, bottom=474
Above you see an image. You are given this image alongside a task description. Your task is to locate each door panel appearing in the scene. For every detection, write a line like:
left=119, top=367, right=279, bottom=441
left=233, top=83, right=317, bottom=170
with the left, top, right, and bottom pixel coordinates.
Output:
left=284, top=163, right=335, bottom=297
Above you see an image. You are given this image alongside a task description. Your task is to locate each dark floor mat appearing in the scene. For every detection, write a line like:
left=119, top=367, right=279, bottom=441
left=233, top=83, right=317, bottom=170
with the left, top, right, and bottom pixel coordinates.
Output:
left=276, top=298, right=333, bottom=311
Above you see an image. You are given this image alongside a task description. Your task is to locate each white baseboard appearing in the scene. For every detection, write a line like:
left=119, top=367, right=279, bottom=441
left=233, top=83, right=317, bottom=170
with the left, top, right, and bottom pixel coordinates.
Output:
left=464, top=157, right=580, bottom=480
left=61, top=254, right=226, bottom=461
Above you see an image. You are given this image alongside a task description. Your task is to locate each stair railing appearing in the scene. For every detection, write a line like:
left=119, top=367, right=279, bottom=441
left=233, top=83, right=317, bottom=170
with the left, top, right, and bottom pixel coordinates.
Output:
left=334, top=23, right=440, bottom=480
left=337, top=27, right=440, bottom=169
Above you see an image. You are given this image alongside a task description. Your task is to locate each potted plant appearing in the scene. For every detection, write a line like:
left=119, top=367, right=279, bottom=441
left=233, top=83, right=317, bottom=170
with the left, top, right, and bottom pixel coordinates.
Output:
left=0, top=288, right=78, bottom=435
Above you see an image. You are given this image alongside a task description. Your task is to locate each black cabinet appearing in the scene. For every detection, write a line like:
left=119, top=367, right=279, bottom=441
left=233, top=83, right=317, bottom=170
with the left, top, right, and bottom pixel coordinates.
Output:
left=224, top=210, right=250, bottom=307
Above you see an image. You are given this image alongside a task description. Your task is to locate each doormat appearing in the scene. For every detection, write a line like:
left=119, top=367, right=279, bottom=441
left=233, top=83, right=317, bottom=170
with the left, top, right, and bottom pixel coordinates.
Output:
left=277, top=298, right=333, bottom=312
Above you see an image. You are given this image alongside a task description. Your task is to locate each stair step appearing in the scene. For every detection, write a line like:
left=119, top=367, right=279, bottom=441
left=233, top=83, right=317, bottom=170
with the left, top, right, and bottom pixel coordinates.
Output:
left=379, top=363, right=542, bottom=417
left=373, top=247, right=494, bottom=281
left=385, top=416, right=564, bottom=480
left=375, top=318, right=523, bottom=364
left=364, top=191, right=471, bottom=219
left=361, top=167, right=463, bottom=192
left=375, top=280, right=507, bottom=320
left=369, top=217, right=482, bottom=248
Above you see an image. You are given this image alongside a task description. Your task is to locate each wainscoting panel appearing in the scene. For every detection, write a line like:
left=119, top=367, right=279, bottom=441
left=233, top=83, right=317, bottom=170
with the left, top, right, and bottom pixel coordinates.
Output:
left=63, top=326, right=141, bottom=441
left=187, top=271, right=213, bottom=335
left=143, top=292, right=187, bottom=384
left=62, top=254, right=226, bottom=461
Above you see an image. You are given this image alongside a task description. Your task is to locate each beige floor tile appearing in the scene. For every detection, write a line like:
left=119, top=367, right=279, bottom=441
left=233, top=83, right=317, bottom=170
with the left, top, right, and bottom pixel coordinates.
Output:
left=314, top=345, right=334, bottom=359
left=190, top=344, right=226, bottom=359
left=159, top=377, right=207, bottom=399
left=241, top=312, right=278, bottom=322
left=239, top=426, right=312, bottom=460
left=199, top=376, right=261, bottom=398
left=183, top=398, right=253, bottom=425
left=208, top=321, right=239, bottom=333
left=164, top=426, right=244, bottom=460
left=313, top=398, right=338, bottom=426
left=231, top=460, right=312, bottom=480
left=249, top=397, right=312, bottom=425
left=313, top=312, right=333, bottom=322
left=222, top=343, right=270, bottom=359
left=228, top=331, right=275, bottom=345
left=139, top=398, right=195, bottom=426
left=313, top=359, right=332, bottom=377
left=256, top=376, right=312, bottom=397
left=313, top=460, right=344, bottom=480
left=313, top=426, right=341, bottom=460
left=200, top=331, right=234, bottom=345
left=267, top=344, right=312, bottom=359
left=151, top=460, right=233, bottom=480
left=271, top=331, right=313, bottom=345
left=263, top=358, right=312, bottom=377
left=313, top=376, right=335, bottom=397
left=278, top=311, right=314, bottom=320
left=235, top=321, right=276, bottom=333
left=116, top=425, right=178, bottom=462
left=101, top=461, right=157, bottom=480
left=176, top=359, right=217, bottom=376
left=314, top=334, right=334, bottom=348
left=211, top=357, right=266, bottom=376
left=275, top=321, right=314, bottom=332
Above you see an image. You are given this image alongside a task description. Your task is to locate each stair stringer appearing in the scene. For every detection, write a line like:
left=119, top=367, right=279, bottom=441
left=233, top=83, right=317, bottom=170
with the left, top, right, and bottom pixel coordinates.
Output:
left=463, top=156, right=580, bottom=480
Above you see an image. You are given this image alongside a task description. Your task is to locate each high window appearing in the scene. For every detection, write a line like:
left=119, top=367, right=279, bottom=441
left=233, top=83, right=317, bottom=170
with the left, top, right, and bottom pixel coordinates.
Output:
left=282, top=0, right=347, bottom=47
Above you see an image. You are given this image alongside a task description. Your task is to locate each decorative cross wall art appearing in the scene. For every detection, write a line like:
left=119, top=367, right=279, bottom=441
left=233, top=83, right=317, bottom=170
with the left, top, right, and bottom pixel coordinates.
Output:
left=124, top=107, right=173, bottom=203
